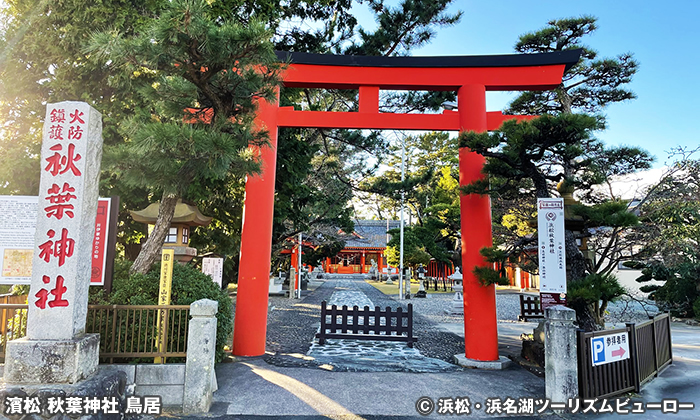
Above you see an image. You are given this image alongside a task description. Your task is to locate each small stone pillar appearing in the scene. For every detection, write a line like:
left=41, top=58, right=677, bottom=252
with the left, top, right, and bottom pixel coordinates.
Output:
left=183, top=299, right=219, bottom=414
left=545, top=305, right=578, bottom=404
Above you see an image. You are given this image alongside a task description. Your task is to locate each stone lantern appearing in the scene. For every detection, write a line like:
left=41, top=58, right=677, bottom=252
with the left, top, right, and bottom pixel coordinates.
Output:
left=415, top=263, right=427, bottom=298
left=446, top=267, right=464, bottom=315
left=130, top=200, right=212, bottom=263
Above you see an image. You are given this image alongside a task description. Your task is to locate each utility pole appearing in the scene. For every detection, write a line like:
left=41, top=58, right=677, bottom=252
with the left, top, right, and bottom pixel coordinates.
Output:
left=297, top=232, right=302, bottom=299
left=399, top=136, right=405, bottom=300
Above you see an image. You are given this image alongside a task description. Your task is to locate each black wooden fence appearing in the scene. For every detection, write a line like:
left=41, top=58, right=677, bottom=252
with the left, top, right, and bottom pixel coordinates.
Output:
left=518, top=295, right=544, bottom=321
left=316, top=301, right=417, bottom=347
left=577, top=313, right=672, bottom=399
left=633, top=314, right=673, bottom=386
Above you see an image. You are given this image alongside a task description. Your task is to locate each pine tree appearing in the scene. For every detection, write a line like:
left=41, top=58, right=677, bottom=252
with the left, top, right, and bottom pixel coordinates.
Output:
left=507, top=16, right=638, bottom=116
left=87, top=0, right=282, bottom=274
left=460, top=113, right=649, bottom=329
left=459, top=16, right=649, bottom=330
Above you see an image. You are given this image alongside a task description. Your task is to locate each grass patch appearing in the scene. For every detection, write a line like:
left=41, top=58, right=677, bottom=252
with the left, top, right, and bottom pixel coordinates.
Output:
left=365, top=279, right=454, bottom=295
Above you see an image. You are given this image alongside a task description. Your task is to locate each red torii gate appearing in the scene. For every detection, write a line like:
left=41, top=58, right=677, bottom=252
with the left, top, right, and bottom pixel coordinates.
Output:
left=232, top=50, right=581, bottom=363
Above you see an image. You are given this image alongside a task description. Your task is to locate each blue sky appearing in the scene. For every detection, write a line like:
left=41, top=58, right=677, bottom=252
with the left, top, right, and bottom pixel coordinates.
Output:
left=352, top=0, right=699, bottom=168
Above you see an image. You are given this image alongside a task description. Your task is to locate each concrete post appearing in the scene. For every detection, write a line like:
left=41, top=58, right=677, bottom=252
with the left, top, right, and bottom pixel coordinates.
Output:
left=545, top=305, right=578, bottom=404
left=183, top=299, right=219, bottom=414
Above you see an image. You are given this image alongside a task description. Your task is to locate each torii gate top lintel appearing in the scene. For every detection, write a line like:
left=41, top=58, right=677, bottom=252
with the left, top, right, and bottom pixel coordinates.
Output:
left=275, top=49, right=582, bottom=92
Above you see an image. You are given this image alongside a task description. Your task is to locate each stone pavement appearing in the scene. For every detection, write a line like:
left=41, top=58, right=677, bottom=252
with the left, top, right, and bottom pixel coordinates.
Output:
left=207, top=357, right=547, bottom=418
left=305, top=285, right=456, bottom=372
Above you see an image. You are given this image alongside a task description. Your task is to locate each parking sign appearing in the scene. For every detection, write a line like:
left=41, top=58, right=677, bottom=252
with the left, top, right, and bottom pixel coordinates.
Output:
left=591, top=332, right=630, bottom=366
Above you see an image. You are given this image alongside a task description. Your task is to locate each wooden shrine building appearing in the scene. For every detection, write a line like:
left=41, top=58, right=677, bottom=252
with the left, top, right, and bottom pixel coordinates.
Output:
left=324, top=220, right=400, bottom=274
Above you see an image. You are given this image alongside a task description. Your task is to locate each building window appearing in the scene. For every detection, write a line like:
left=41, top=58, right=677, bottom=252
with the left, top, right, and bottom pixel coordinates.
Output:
left=165, top=227, right=178, bottom=243
left=182, top=227, right=189, bottom=244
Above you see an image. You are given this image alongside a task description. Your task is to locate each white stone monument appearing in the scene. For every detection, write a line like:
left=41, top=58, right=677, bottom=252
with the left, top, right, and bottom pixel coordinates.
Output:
left=5, top=102, right=103, bottom=384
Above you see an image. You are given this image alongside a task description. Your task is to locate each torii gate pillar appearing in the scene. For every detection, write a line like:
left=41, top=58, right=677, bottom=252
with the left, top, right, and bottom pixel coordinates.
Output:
left=232, top=94, right=279, bottom=356
left=458, top=84, right=499, bottom=362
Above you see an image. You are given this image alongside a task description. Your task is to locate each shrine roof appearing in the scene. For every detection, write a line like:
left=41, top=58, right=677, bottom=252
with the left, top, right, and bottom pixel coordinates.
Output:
left=130, top=200, right=212, bottom=227
left=344, top=219, right=401, bottom=249
left=276, top=49, right=582, bottom=72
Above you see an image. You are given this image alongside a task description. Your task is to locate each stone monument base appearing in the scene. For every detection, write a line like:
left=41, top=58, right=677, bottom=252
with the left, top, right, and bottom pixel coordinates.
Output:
left=4, top=334, right=100, bottom=384
left=453, top=354, right=512, bottom=370
left=0, top=368, right=127, bottom=420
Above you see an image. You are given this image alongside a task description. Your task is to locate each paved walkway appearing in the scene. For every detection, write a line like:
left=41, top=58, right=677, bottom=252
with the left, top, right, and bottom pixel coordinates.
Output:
left=207, top=275, right=548, bottom=418
left=306, top=285, right=456, bottom=372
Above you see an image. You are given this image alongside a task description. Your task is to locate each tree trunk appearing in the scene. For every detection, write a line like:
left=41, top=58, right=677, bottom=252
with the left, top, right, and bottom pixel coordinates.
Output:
left=564, top=229, right=603, bottom=330
left=129, top=192, right=180, bottom=275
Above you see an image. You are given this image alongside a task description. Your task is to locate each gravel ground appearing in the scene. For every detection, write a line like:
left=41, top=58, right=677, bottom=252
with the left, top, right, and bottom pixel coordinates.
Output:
left=229, top=277, right=655, bottom=370
left=234, top=276, right=468, bottom=369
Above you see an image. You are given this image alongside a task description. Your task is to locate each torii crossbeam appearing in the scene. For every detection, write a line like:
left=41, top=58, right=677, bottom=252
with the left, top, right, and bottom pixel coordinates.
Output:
left=232, top=50, right=581, bottom=363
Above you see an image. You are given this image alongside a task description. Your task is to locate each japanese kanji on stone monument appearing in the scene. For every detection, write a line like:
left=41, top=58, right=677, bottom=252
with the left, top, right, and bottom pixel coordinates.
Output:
left=4, top=101, right=104, bottom=384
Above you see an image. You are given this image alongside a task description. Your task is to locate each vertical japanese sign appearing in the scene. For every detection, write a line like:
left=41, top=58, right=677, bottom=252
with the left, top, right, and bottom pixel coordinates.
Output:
left=202, top=257, right=224, bottom=288
left=27, top=102, right=103, bottom=340
left=537, top=198, right=566, bottom=310
left=158, top=249, right=175, bottom=306
left=90, top=199, right=111, bottom=285
left=155, top=249, right=175, bottom=363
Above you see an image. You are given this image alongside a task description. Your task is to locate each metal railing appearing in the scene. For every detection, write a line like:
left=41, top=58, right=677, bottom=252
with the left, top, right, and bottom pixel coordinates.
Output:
left=0, top=304, right=190, bottom=363
left=87, top=305, right=190, bottom=363
left=577, top=313, right=673, bottom=399
left=0, top=305, right=28, bottom=361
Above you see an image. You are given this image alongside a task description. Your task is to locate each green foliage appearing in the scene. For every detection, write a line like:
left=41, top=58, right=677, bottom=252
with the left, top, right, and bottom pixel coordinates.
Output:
left=572, top=201, right=638, bottom=228
left=635, top=158, right=700, bottom=266
left=460, top=113, right=604, bottom=199
left=567, top=273, right=625, bottom=305
left=385, top=227, right=432, bottom=268
left=0, top=0, right=163, bottom=196
left=635, top=261, right=700, bottom=318
left=472, top=248, right=516, bottom=287
left=107, top=259, right=233, bottom=362
left=361, top=132, right=461, bottom=268
left=509, top=16, right=638, bottom=115
left=87, top=0, right=284, bottom=273
left=694, top=298, right=700, bottom=321
left=630, top=156, right=700, bottom=318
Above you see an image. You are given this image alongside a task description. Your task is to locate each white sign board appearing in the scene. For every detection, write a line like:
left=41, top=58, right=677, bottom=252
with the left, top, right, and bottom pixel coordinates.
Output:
left=537, top=198, right=566, bottom=294
left=591, top=332, right=631, bottom=366
left=0, top=196, right=38, bottom=282
left=202, top=257, right=224, bottom=288
left=0, top=195, right=110, bottom=285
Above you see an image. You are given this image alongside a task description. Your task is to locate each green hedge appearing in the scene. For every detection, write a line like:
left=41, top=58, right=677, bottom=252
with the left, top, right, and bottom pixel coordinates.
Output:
left=97, top=259, right=233, bottom=362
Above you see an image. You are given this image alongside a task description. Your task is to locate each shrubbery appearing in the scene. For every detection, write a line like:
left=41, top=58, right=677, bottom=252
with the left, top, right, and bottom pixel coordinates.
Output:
left=91, top=258, right=233, bottom=362
left=635, top=261, right=700, bottom=319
